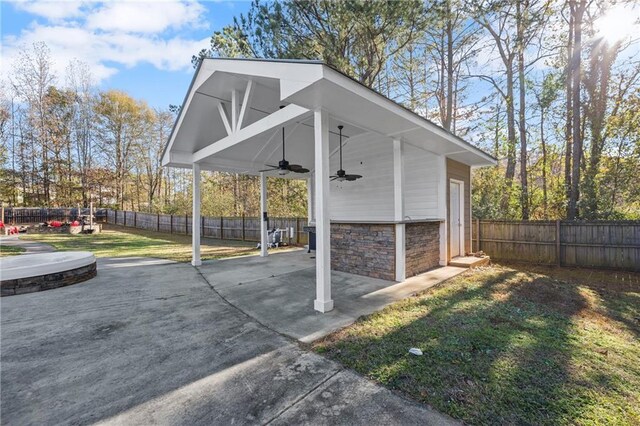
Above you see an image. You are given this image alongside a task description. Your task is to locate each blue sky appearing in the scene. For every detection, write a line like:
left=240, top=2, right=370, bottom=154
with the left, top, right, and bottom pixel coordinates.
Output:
left=1, top=1, right=252, bottom=108
left=2, top=0, right=639, bottom=116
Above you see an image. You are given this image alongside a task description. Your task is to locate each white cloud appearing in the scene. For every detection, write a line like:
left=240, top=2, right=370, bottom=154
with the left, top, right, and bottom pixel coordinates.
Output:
left=11, top=0, right=87, bottom=21
left=85, top=1, right=207, bottom=34
left=2, top=1, right=211, bottom=84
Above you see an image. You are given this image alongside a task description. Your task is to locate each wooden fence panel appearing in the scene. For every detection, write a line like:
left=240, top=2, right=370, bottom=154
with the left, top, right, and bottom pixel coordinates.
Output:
left=478, top=220, right=556, bottom=264
left=243, top=217, right=260, bottom=242
left=99, top=209, right=311, bottom=248
left=4, top=207, right=108, bottom=224
left=221, top=217, right=242, bottom=240
left=158, top=214, right=172, bottom=233
left=134, top=212, right=157, bottom=231
left=478, top=219, right=640, bottom=271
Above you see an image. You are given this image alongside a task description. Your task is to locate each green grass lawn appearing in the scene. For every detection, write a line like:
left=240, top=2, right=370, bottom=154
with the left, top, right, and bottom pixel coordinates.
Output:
left=0, top=245, right=26, bottom=257
left=20, top=224, right=293, bottom=262
left=314, top=264, right=640, bottom=425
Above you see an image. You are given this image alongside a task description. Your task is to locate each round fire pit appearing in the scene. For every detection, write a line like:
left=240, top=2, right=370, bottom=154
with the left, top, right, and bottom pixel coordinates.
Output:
left=1, top=251, right=97, bottom=296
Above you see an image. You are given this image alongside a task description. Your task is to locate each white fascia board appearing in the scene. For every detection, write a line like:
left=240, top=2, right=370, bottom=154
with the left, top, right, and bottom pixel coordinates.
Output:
left=161, top=66, right=217, bottom=166
left=320, top=66, right=496, bottom=167
left=162, top=150, right=194, bottom=167
left=200, top=58, right=323, bottom=100
left=193, top=104, right=310, bottom=163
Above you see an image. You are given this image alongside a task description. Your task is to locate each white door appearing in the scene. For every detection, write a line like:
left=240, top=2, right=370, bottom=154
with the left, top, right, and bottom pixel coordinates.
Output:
left=449, top=181, right=462, bottom=258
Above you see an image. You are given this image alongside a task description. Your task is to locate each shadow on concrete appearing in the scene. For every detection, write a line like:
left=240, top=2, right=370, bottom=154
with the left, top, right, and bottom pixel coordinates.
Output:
left=198, top=250, right=466, bottom=342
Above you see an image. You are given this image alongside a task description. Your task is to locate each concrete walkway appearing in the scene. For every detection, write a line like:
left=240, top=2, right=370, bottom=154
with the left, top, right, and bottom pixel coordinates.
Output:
left=199, top=250, right=466, bottom=342
left=0, top=235, right=55, bottom=254
left=1, top=256, right=458, bottom=425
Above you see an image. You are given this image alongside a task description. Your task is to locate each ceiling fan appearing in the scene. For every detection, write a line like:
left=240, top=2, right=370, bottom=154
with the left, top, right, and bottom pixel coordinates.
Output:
left=259, top=106, right=309, bottom=176
left=331, top=125, right=362, bottom=182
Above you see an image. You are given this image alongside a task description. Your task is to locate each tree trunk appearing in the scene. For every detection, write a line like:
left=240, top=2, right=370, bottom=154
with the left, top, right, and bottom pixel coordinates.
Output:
left=567, top=0, right=585, bottom=220
left=517, top=0, right=529, bottom=219
left=541, top=105, right=548, bottom=219
left=564, top=11, right=573, bottom=217
left=502, top=65, right=517, bottom=213
left=444, top=0, right=454, bottom=131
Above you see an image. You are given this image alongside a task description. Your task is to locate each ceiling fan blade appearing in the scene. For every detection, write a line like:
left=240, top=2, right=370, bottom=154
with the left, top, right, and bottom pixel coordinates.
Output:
left=287, top=164, right=309, bottom=173
left=330, top=176, right=338, bottom=181
left=345, top=174, right=363, bottom=181
left=264, top=164, right=279, bottom=168
left=258, top=167, right=276, bottom=172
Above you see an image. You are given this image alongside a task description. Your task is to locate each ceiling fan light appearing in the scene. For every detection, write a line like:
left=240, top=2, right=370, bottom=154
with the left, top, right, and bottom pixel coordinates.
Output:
left=279, top=169, right=289, bottom=176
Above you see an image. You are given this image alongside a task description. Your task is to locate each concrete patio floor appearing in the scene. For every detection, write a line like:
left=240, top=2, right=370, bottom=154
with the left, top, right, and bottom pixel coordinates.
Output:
left=198, top=250, right=466, bottom=342
left=1, top=255, right=459, bottom=425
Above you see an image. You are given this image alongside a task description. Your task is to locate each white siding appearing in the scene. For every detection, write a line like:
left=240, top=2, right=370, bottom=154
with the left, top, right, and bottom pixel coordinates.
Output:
left=329, top=134, right=394, bottom=221
left=403, top=143, right=440, bottom=219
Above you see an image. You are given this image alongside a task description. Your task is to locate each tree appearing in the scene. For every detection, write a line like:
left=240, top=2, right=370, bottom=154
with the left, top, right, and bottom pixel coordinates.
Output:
left=10, top=42, right=56, bottom=205
left=195, top=0, right=427, bottom=89
left=566, top=0, right=586, bottom=219
left=94, top=90, right=153, bottom=209
left=43, top=86, right=76, bottom=205
left=534, top=73, right=562, bottom=219
left=471, top=1, right=518, bottom=212
left=425, top=0, right=481, bottom=132
left=139, top=109, right=173, bottom=212
left=66, top=59, right=95, bottom=206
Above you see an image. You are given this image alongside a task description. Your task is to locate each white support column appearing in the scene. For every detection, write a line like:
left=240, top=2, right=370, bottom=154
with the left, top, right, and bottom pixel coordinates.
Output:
left=393, top=138, right=406, bottom=282
left=469, top=166, right=474, bottom=252
left=260, top=172, right=268, bottom=257
left=192, top=163, right=201, bottom=266
left=314, top=109, right=333, bottom=313
left=438, top=155, right=448, bottom=266
left=307, top=176, right=315, bottom=224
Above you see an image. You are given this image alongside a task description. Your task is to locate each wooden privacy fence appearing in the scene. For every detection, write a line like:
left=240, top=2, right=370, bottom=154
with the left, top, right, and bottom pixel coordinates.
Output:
left=3, top=207, right=108, bottom=224
left=106, top=210, right=309, bottom=245
left=474, top=219, right=640, bottom=271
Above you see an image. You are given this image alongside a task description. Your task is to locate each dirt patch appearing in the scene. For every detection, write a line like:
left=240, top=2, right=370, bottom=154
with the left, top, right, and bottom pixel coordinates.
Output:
left=507, top=276, right=587, bottom=317
left=498, top=262, right=640, bottom=293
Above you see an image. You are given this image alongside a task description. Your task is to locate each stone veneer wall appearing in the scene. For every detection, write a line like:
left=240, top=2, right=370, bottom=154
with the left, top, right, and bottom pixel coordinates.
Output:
left=1, top=262, right=97, bottom=297
left=330, top=223, right=395, bottom=281
left=405, top=222, right=441, bottom=277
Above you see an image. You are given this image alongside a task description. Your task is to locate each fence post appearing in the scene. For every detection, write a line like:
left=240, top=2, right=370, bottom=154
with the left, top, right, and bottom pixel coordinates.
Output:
left=201, top=215, right=204, bottom=238
left=124, top=210, right=127, bottom=227
left=556, top=219, right=561, bottom=266
left=134, top=211, right=137, bottom=228
left=476, top=219, right=480, bottom=252
left=296, top=218, right=300, bottom=244
left=242, top=214, right=246, bottom=241
left=157, top=213, right=160, bottom=232
left=185, top=214, right=188, bottom=235
left=170, top=214, right=173, bottom=234
left=220, top=216, right=224, bottom=239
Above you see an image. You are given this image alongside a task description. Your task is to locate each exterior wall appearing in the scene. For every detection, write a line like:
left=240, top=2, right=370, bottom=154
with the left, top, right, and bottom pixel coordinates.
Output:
left=446, top=158, right=472, bottom=260
left=330, top=134, right=394, bottom=222
left=405, top=222, right=441, bottom=277
left=330, top=223, right=395, bottom=281
left=1, top=262, right=97, bottom=297
left=403, top=144, right=440, bottom=219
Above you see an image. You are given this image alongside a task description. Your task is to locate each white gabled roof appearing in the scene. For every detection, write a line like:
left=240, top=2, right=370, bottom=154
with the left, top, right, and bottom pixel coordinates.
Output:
left=162, top=58, right=496, bottom=174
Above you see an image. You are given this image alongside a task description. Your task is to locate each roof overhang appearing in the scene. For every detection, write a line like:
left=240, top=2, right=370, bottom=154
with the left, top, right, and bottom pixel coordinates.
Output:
left=162, top=58, right=496, bottom=175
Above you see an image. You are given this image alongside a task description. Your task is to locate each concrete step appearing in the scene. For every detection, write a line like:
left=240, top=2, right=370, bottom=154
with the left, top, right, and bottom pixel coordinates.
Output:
left=449, top=256, right=491, bottom=269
